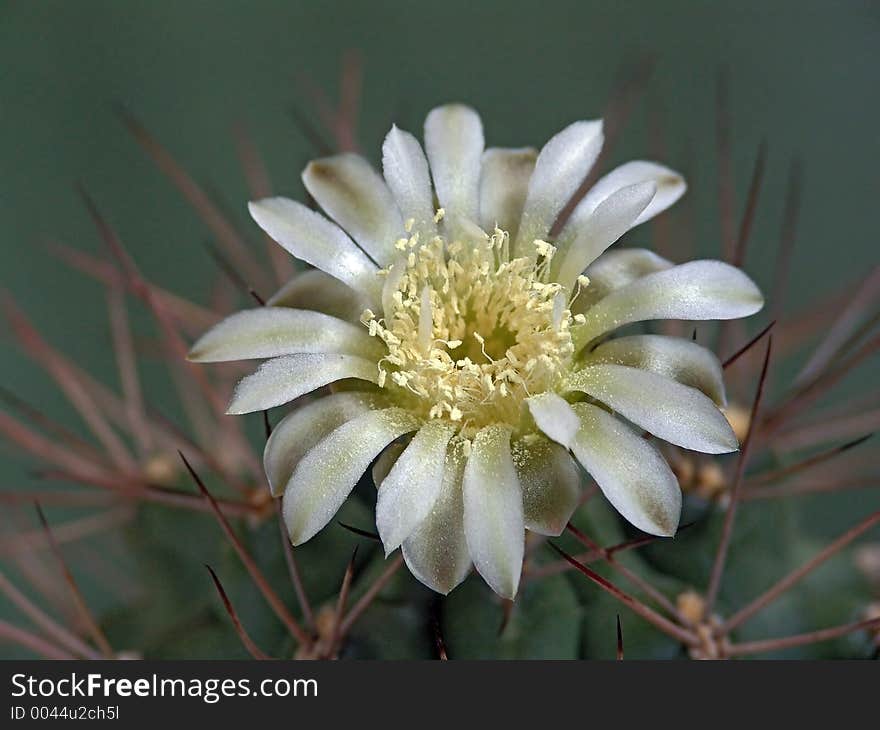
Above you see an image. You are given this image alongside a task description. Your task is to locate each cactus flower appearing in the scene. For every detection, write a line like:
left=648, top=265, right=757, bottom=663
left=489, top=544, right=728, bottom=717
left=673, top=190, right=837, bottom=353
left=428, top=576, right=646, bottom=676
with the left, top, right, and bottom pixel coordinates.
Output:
left=189, top=104, right=763, bottom=599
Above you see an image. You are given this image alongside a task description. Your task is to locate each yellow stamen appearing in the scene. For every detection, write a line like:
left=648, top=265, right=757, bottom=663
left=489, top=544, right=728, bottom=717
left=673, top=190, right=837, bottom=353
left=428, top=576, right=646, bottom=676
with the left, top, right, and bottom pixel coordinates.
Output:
left=363, top=226, right=576, bottom=438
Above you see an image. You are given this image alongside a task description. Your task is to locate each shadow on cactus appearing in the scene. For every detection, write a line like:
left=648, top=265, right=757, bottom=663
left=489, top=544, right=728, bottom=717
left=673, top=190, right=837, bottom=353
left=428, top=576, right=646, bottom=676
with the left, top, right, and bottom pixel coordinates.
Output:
left=1, top=55, right=878, bottom=660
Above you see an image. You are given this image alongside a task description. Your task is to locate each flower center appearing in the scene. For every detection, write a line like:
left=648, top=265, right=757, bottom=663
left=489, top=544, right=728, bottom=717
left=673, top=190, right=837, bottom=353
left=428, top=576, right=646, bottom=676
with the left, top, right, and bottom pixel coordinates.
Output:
left=362, top=221, right=576, bottom=438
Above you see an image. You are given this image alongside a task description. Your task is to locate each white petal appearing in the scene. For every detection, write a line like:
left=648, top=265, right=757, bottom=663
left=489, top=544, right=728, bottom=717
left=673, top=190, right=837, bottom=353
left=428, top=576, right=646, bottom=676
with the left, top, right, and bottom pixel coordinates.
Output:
left=266, top=269, right=368, bottom=322
left=513, top=119, right=604, bottom=257
left=572, top=260, right=764, bottom=350
left=571, top=402, right=681, bottom=536
left=282, top=408, right=420, bottom=544
left=583, top=334, right=727, bottom=407
left=444, top=213, right=490, bottom=245
left=188, top=307, right=382, bottom=362
left=566, top=364, right=738, bottom=454
left=227, top=353, right=379, bottom=415
left=478, top=147, right=537, bottom=239
left=402, top=439, right=471, bottom=594
left=302, top=154, right=404, bottom=267
left=248, top=198, right=382, bottom=306
left=376, top=421, right=456, bottom=555
left=512, top=437, right=581, bottom=537
left=462, top=425, right=524, bottom=599
left=424, top=104, right=484, bottom=220
left=382, top=125, right=438, bottom=240
left=371, top=442, right=404, bottom=487
left=560, top=161, right=686, bottom=245
left=264, top=391, right=384, bottom=496
left=555, top=181, right=657, bottom=290
left=526, top=392, right=581, bottom=448
left=573, top=248, right=674, bottom=313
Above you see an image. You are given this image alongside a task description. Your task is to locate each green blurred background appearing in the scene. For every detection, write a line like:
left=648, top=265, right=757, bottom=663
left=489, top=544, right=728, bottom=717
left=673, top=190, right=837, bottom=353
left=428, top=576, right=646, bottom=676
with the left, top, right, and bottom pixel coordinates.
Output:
left=1, top=1, right=878, bottom=658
